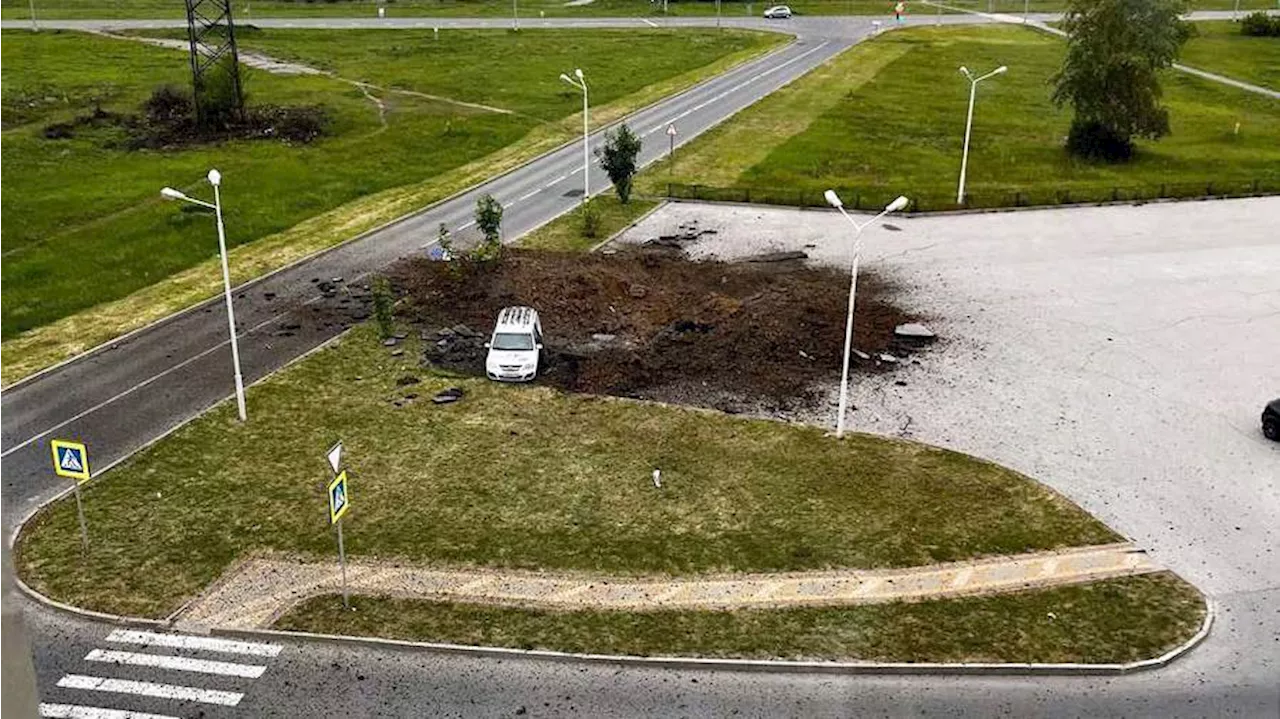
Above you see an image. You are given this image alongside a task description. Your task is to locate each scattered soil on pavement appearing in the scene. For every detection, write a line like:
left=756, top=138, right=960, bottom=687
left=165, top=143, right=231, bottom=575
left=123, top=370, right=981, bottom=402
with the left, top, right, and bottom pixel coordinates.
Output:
left=394, top=247, right=920, bottom=410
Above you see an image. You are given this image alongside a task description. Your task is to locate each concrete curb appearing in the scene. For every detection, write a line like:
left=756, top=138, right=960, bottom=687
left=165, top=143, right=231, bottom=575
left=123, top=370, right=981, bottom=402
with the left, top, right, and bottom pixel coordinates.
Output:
left=588, top=200, right=670, bottom=253
left=208, top=597, right=1214, bottom=676
left=1, top=31, right=799, bottom=392
left=656, top=191, right=1277, bottom=220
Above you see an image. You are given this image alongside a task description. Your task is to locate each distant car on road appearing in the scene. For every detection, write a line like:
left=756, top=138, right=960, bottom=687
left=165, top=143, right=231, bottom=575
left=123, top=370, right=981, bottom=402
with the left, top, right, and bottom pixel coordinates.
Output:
left=763, top=5, right=793, bottom=18
left=1262, top=398, right=1280, bottom=441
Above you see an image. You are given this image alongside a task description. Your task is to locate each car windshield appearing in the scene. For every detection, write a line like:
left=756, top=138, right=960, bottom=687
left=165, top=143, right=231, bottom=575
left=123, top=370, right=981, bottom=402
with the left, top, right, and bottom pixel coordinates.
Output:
left=491, top=332, right=535, bottom=351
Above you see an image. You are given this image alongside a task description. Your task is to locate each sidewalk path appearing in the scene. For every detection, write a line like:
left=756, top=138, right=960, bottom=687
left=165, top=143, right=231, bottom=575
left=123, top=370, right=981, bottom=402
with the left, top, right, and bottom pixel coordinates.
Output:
left=176, top=543, right=1158, bottom=630
left=925, top=2, right=1280, bottom=99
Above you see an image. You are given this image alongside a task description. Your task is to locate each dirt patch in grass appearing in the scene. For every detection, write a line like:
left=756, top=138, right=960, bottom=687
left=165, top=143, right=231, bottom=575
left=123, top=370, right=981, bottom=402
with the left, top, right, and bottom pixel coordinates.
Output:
left=395, top=247, right=918, bottom=409
left=276, top=572, right=1206, bottom=664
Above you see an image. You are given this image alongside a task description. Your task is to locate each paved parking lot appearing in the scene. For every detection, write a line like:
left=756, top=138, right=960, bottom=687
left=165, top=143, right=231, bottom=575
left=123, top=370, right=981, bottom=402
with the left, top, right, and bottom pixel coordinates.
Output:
left=618, top=198, right=1280, bottom=600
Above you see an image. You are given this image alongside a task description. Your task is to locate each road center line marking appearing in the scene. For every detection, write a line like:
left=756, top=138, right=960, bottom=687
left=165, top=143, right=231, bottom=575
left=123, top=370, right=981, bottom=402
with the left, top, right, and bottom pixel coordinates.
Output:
left=106, top=629, right=283, bottom=657
left=2, top=340, right=231, bottom=459
left=39, top=703, right=180, bottom=719
left=55, top=675, right=243, bottom=707
left=85, top=649, right=267, bottom=679
left=650, top=40, right=832, bottom=136
left=642, top=18, right=658, bottom=27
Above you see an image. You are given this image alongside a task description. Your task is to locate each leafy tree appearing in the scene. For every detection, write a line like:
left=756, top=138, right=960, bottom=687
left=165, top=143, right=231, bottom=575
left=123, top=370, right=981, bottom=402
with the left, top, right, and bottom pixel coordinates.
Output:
left=1051, top=0, right=1191, bottom=161
left=596, top=124, right=643, bottom=203
left=473, top=193, right=504, bottom=262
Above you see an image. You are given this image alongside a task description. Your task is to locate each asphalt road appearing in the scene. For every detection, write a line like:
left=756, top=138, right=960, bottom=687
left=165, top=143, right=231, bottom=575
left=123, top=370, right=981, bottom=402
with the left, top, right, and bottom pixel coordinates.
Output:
left=3, top=13, right=1276, bottom=719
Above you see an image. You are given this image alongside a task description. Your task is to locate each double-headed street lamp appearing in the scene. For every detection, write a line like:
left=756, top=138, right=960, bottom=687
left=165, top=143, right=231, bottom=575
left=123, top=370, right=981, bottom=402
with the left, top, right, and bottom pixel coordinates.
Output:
left=956, top=64, right=1006, bottom=205
left=160, top=170, right=247, bottom=422
left=824, top=190, right=910, bottom=438
left=559, top=68, right=590, bottom=203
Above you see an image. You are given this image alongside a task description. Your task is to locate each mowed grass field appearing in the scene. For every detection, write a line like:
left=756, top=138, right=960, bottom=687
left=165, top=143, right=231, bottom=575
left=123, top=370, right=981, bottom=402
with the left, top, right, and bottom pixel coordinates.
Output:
left=280, top=572, right=1206, bottom=663
left=640, top=25, right=1280, bottom=209
left=1182, top=20, right=1280, bottom=90
left=17, top=325, right=1119, bottom=618
left=2, top=0, right=1274, bottom=19
left=0, top=27, right=782, bottom=382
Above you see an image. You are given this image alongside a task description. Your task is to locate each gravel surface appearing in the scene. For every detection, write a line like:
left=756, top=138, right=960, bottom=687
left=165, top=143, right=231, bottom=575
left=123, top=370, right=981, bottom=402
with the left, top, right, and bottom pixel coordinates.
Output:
left=616, top=198, right=1280, bottom=600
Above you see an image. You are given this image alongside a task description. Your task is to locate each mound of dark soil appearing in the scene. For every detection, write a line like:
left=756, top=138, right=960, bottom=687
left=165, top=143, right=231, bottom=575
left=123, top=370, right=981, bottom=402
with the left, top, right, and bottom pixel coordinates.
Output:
left=395, top=248, right=920, bottom=409
left=42, top=86, right=328, bottom=150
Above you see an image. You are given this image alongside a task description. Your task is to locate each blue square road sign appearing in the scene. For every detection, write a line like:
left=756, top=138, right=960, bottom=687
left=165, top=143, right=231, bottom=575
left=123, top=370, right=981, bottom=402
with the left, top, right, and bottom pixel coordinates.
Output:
left=51, top=439, right=91, bottom=483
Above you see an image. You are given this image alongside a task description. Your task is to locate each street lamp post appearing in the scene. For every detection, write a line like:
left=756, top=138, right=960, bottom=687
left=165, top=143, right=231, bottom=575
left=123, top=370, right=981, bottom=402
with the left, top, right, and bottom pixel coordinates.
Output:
left=824, top=190, right=910, bottom=438
left=956, top=64, right=1006, bottom=205
left=160, top=170, right=248, bottom=422
left=559, top=68, right=590, bottom=202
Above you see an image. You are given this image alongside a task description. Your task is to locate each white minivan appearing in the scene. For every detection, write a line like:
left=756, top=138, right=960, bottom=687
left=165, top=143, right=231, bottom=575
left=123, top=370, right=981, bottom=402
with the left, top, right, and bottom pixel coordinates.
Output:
left=485, top=306, right=543, bottom=382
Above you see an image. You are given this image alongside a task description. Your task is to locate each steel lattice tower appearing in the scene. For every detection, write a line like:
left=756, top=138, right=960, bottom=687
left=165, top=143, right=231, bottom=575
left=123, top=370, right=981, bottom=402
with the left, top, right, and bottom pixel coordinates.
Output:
left=184, top=0, right=245, bottom=126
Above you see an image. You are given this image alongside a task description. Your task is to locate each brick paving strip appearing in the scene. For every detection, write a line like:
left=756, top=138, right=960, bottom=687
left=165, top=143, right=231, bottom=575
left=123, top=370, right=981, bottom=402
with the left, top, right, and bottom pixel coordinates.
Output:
left=174, top=542, right=1158, bottom=630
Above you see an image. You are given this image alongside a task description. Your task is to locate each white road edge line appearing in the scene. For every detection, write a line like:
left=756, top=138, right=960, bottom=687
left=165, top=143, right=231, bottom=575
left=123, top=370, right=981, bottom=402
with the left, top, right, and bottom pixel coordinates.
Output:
left=1, top=339, right=230, bottom=459
left=55, top=675, right=243, bottom=707
left=39, top=704, right=179, bottom=719
left=106, top=629, right=283, bottom=657
left=85, top=649, right=267, bottom=679
left=650, top=40, right=832, bottom=135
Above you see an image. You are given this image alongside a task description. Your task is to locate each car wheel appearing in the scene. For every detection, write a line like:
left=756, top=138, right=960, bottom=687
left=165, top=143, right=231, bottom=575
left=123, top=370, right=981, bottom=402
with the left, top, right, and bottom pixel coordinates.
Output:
left=1264, top=418, right=1280, bottom=441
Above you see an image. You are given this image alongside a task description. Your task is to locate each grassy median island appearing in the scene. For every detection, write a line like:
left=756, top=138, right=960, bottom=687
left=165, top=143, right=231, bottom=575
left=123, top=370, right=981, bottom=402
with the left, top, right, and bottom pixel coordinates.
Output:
left=0, top=27, right=783, bottom=384
left=17, top=325, right=1119, bottom=618
left=520, top=197, right=660, bottom=252
left=277, top=572, right=1205, bottom=663
left=639, top=24, right=1280, bottom=208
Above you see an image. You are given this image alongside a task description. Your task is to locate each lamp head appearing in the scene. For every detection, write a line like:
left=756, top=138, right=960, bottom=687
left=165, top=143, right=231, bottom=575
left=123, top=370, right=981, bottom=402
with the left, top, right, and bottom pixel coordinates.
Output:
left=574, top=68, right=584, bottom=80
left=160, top=187, right=186, bottom=201
left=994, top=65, right=1008, bottom=75
left=207, top=169, right=221, bottom=187
left=823, top=189, right=843, bottom=209
left=959, top=66, right=971, bottom=79
left=886, top=195, right=910, bottom=213
left=559, top=73, right=572, bottom=84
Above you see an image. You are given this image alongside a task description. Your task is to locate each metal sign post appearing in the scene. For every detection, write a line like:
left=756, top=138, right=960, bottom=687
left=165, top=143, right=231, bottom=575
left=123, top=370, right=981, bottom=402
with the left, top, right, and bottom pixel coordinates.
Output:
left=667, top=123, right=677, bottom=175
left=328, top=469, right=351, bottom=609
left=51, top=440, right=91, bottom=552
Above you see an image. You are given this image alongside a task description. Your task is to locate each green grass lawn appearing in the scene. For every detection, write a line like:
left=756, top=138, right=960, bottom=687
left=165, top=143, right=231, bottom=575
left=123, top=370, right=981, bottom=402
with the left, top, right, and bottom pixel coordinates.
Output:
left=639, top=25, right=1280, bottom=209
left=1183, top=20, right=1280, bottom=89
left=16, top=324, right=1118, bottom=618
left=3, top=0, right=1274, bottom=19
left=278, top=572, right=1205, bottom=663
left=1, top=27, right=780, bottom=379
left=520, top=196, right=659, bottom=252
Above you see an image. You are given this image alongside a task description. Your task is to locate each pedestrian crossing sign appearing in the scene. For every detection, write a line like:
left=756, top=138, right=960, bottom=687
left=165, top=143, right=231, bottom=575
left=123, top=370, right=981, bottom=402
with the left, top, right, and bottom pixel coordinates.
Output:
left=51, top=439, right=90, bottom=482
left=328, top=471, right=349, bottom=524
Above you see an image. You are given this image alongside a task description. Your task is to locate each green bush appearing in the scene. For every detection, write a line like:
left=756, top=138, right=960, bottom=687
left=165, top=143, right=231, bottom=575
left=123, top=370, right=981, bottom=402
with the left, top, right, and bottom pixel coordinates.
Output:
left=1240, top=11, right=1280, bottom=37
left=580, top=199, right=601, bottom=239
left=372, top=275, right=395, bottom=339
left=1065, top=119, right=1134, bottom=161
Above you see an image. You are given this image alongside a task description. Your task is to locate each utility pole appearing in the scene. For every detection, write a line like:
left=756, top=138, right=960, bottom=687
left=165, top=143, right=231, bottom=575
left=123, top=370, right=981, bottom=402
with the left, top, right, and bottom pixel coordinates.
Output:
left=0, top=498, right=41, bottom=716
